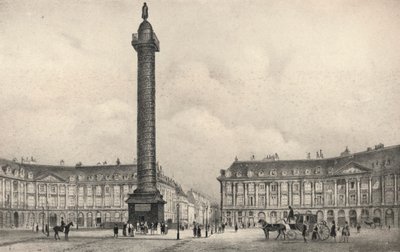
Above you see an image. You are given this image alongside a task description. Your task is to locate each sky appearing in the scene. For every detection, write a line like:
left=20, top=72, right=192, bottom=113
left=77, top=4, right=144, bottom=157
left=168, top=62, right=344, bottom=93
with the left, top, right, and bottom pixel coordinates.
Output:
left=1, top=0, right=399, bottom=198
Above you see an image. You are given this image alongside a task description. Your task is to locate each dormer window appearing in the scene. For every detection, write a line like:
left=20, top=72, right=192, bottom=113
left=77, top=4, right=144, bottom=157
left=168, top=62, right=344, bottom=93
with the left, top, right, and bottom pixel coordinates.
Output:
left=69, top=176, right=76, bottom=182
left=293, top=169, right=299, bottom=175
left=270, top=169, right=277, bottom=176
left=236, top=172, right=242, bottom=178
left=28, top=172, right=33, bottom=179
left=305, top=169, right=311, bottom=175
left=20, top=168, right=25, bottom=177
left=315, top=167, right=321, bottom=174
left=258, top=171, right=264, bottom=177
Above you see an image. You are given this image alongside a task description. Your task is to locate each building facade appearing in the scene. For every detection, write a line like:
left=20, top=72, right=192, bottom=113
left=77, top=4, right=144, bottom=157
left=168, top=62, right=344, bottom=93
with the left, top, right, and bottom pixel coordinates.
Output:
left=217, top=145, right=400, bottom=228
left=0, top=158, right=211, bottom=230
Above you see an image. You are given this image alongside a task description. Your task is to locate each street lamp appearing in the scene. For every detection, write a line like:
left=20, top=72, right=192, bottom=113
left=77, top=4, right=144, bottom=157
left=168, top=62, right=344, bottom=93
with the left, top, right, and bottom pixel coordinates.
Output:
left=176, top=203, right=180, bottom=240
left=205, top=205, right=209, bottom=238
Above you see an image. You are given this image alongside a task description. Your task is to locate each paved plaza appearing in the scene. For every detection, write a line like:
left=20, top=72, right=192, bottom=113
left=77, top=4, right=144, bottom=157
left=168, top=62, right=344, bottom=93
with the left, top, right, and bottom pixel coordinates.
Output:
left=0, top=227, right=399, bottom=252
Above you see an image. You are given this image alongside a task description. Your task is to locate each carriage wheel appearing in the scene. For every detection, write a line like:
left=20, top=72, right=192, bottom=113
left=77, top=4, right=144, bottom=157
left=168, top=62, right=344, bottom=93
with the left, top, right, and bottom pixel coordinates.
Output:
left=318, top=225, right=330, bottom=241
left=287, top=230, right=296, bottom=240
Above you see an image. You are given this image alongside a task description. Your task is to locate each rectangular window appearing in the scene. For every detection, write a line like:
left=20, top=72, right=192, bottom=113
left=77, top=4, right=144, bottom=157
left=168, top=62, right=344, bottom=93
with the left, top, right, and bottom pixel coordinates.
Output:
left=68, top=186, right=76, bottom=196
left=87, top=186, right=92, bottom=195
left=28, top=196, right=35, bottom=207
left=59, top=197, right=65, bottom=208
left=350, top=194, right=356, bottom=204
left=259, top=196, right=265, bottom=206
left=271, top=185, right=277, bottom=192
left=281, top=183, right=288, bottom=192
left=28, top=183, right=35, bottom=193
left=39, top=184, right=46, bottom=193
left=59, top=186, right=66, bottom=195
left=271, top=195, right=277, bottom=206
left=293, top=184, right=299, bottom=192
left=96, top=186, right=102, bottom=196
left=78, top=196, right=84, bottom=207
left=281, top=195, right=288, bottom=206
left=87, top=197, right=93, bottom=207
left=362, top=194, right=368, bottom=204
left=68, top=196, right=75, bottom=207
left=95, top=197, right=102, bottom=207
left=259, top=184, right=265, bottom=190
left=304, top=194, right=311, bottom=205
left=104, top=196, right=111, bottom=207
left=248, top=184, right=254, bottom=193
left=237, top=196, right=244, bottom=205
left=49, top=196, right=57, bottom=207
left=226, top=185, right=232, bottom=193
left=226, top=196, right=232, bottom=205
left=292, top=195, right=300, bottom=205
left=78, top=187, right=84, bottom=196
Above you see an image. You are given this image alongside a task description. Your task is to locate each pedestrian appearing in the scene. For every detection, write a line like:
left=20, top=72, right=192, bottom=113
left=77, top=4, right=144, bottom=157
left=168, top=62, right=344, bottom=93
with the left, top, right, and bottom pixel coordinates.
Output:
left=302, top=224, right=307, bottom=243
left=36, top=224, right=39, bottom=233
left=45, top=224, right=49, bottom=237
left=235, top=223, right=238, bottom=232
left=197, top=225, right=202, bottom=237
left=288, top=206, right=294, bottom=224
left=312, top=225, right=318, bottom=241
left=150, top=222, right=154, bottom=235
left=128, top=223, right=132, bottom=236
left=388, top=225, right=391, bottom=231
left=113, top=223, right=119, bottom=238
left=123, top=223, right=127, bottom=236
left=193, top=224, right=197, bottom=238
left=357, top=223, right=361, bottom=233
left=330, top=221, right=337, bottom=242
left=342, top=221, right=349, bottom=243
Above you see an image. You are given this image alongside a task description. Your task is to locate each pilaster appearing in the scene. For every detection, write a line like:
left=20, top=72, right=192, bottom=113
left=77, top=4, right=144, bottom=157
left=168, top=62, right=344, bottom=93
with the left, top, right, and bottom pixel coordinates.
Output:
left=345, top=179, right=349, bottom=207
left=334, top=180, right=338, bottom=207
left=381, top=176, right=385, bottom=205
left=369, top=177, right=372, bottom=204
left=357, top=178, right=361, bottom=206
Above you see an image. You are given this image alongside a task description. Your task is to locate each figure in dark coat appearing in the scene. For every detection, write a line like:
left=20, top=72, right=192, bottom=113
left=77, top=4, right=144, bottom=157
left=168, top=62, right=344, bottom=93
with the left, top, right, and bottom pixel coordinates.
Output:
left=113, top=224, right=119, bottom=238
left=288, top=206, right=294, bottom=223
left=123, top=223, right=127, bottom=236
left=330, top=221, right=337, bottom=242
left=302, top=225, right=307, bottom=243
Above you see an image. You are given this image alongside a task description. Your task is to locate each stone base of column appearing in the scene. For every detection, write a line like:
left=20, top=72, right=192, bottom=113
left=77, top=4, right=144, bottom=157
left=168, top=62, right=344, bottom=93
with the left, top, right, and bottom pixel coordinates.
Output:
left=127, top=191, right=165, bottom=225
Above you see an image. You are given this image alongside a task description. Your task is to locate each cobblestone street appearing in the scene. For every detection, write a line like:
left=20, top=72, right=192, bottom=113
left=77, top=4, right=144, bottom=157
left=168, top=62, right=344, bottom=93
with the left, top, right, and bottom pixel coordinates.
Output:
left=1, top=228, right=399, bottom=252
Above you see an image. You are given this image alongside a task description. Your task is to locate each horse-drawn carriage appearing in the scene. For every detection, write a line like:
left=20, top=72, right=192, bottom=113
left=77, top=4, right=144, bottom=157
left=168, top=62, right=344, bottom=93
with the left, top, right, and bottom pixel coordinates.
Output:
left=364, top=217, right=381, bottom=229
left=259, top=213, right=330, bottom=241
left=286, top=213, right=330, bottom=240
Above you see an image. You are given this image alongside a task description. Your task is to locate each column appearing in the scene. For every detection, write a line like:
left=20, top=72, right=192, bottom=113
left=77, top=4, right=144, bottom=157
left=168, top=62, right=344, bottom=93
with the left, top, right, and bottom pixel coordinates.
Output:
left=24, top=182, right=27, bottom=209
left=369, top=177, right=372, bottom=204
left=345, top=179, right=349, bottom=206
left=266, top=183, right=270, bottom=207
left=2, top=179, right=5, bottom=207
left=300, top=180, right=304, bottom=207
left=395, top=174, right=398, bottom=204
left=334, top=180, right=338, bottom=207
left=381, top=176, right=385, bottom=205
left=255, top=183, right=258, bottom=207
left=233, top=183, right=236, bottom=206
left=288, top=182, right=292, bottom=206
left=57, top=184, right=60, bottom=209
left=277, top=182, right=281, bottom=207
left=10, top=179, right=13, bottom=208
left=244, top=183, right=247, bottom=206
left=17, top=180, right=20, bottom=209
left=311, top=181, right=315, bottom=207
left=357, top=178, right=361, bottom=206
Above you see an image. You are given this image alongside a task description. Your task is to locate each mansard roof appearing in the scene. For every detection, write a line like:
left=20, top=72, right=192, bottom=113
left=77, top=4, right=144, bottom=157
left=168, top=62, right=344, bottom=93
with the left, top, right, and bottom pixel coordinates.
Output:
left=0, top=159, right=180, bottom=188
left=218, top=144, right=400, bottom=180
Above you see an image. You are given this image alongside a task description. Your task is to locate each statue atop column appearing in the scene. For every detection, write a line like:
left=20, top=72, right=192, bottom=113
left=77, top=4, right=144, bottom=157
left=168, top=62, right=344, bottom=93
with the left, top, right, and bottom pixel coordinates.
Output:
left=142, top=2, right=148, bottom=20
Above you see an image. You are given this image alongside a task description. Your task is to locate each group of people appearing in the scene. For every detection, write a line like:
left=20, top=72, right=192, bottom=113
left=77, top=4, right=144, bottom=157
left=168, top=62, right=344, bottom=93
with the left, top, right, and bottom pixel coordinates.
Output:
left=113, top=221, right=169, bottom=238
left=192, top=223, right=202, bottom=238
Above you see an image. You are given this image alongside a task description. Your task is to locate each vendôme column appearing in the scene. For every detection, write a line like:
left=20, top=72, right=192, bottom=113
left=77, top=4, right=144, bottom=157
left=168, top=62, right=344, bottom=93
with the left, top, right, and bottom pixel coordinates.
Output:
left=127, top=2, right=165, bottom=225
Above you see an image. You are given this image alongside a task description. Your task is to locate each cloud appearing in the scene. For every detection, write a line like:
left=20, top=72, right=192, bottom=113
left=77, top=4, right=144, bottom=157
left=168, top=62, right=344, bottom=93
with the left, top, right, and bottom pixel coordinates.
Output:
left=1, top=0, right=400, bottom=197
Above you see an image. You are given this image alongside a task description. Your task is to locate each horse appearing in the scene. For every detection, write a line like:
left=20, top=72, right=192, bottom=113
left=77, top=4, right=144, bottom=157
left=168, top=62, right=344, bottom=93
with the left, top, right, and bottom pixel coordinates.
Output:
left=53, top=222, right=74, bottom=240
left=258, top=219, right=286, bottom=240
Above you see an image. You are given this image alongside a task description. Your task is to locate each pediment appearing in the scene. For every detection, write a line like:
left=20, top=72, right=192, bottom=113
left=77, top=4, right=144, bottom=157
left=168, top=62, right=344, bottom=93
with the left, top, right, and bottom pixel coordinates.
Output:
left=334, top=162, right=371, bottom=175
left=36, top=173, right=65, bottom=182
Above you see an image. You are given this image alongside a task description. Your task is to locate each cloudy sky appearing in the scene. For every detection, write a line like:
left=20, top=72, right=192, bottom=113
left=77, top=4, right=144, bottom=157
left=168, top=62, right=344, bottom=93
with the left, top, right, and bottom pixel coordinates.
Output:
left=1, top=0, right=399, bottom=197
